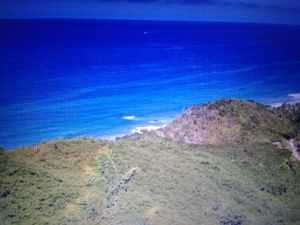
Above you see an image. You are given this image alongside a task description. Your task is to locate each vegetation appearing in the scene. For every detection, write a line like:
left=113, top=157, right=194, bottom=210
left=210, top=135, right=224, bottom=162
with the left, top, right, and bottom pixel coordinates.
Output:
left=274, top=102, right=300, bottom=136
left=1, top=100, right=300, bottom=225
left=161, top=99, right=299, bottom=145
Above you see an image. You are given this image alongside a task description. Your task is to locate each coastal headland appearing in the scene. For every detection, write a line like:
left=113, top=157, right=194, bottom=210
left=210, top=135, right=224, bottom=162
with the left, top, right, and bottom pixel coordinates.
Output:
left=1, top=99, right=300, bottom=225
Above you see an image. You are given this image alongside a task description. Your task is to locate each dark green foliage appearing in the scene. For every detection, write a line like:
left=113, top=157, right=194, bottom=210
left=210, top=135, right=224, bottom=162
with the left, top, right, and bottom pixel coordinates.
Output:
left=220, top=215, right=244, bottom=225
left=260, top=184, right=287, bottom=196
left=274, top=103, right=300, bottom=136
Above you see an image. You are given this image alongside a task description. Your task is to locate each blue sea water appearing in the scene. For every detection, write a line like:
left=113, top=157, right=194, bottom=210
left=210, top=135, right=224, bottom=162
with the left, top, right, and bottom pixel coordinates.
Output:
left=1, top=19, right=300, bottom=149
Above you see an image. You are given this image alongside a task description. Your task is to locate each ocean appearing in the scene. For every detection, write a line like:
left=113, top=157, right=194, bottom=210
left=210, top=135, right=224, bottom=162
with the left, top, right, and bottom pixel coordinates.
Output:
left=1, top=19, right=300, bottom=149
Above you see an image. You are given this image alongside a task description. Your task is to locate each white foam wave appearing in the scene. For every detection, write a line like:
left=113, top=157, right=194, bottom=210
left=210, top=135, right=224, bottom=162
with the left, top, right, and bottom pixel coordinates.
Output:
left=131, top=125, right=165, bottom=134
left=271, top=103, right=283, bottom=108
left=122, top=115, right=137, bottom=121
left=288, top=93, right=300, bottom=103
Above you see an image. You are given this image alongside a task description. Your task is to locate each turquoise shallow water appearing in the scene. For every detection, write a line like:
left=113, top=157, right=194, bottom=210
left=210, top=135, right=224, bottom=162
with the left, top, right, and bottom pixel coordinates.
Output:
left=1, top=19, right=300, bottom=149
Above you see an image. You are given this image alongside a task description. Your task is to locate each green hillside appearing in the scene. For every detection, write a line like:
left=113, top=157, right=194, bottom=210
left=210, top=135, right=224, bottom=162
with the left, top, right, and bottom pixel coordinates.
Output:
left=1, top=100, right=300, bottom=225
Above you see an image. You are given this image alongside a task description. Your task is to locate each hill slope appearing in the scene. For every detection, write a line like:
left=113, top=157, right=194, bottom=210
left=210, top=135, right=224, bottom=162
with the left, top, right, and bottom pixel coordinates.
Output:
left=161, top=99, right=299, bottom=145
left=1, top=99, right=300, bottom=225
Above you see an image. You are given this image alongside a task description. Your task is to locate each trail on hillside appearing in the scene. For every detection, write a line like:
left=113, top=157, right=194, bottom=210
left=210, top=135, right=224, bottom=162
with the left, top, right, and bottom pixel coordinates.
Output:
left=288, top=139, right=300, bottom=161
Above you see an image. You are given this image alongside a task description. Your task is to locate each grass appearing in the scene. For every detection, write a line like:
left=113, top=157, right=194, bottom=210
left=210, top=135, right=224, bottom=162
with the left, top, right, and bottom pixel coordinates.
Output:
left=103, top=134, right=300, bottom=225
left=1, top=138, right=108, bottom=225
left=2, top=133, right=299, bottom=225
left=0, top=150, right=75, bottom=225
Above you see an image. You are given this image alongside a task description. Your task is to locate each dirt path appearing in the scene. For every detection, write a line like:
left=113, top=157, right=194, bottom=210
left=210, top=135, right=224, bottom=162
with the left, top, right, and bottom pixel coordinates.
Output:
left=288, top=139, right=300, bottom=161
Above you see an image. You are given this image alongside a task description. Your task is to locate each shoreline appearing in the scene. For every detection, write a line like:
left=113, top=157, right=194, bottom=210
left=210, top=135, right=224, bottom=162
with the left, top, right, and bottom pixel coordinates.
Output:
left=2, top=96, right=300, bottom=151
left=2, top=117, right=172, bottom=151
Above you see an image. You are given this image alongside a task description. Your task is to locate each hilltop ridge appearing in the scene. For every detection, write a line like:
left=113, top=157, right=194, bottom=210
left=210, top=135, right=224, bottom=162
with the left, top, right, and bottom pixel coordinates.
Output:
left=160, top=99, right=300, bottom=145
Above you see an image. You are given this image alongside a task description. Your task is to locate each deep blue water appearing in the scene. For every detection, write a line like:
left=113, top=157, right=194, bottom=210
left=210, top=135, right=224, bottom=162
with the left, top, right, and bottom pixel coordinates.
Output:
left=1, top=19, right=300, bottom=149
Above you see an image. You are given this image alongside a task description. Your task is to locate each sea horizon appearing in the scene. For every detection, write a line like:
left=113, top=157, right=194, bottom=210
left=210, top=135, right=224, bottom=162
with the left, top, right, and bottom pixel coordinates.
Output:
left=1, top=19, right=300, bottom=149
